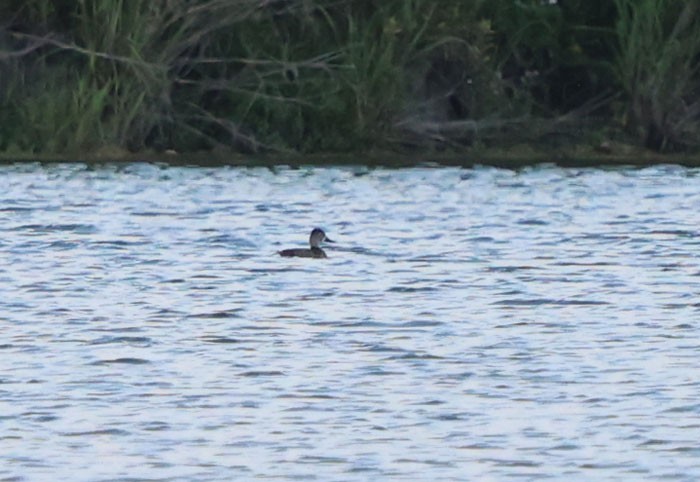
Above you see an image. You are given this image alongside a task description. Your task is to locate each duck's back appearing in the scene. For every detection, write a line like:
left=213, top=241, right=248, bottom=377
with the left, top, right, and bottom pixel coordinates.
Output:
left=278, top=247, right=327, bottom=258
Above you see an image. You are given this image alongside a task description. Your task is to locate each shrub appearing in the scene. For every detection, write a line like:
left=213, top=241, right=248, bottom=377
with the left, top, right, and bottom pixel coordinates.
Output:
left=614, top=0, right=700, bottom=150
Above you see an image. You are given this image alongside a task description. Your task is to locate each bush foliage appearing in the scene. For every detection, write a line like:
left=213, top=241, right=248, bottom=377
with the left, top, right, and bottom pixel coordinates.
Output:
left=0, top=0, right=698, bottom=155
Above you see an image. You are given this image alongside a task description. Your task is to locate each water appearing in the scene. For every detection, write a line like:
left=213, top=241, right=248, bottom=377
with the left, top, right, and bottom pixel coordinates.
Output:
left=1, top=162, right=699, bottom=481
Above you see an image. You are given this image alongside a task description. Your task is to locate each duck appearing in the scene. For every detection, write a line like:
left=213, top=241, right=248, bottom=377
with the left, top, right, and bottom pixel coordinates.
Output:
left=278, top=228, right=335, bottom=258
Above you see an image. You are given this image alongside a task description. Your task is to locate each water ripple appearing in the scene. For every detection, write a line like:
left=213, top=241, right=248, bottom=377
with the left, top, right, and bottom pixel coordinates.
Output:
left=1, top=163, right=699, bottom=481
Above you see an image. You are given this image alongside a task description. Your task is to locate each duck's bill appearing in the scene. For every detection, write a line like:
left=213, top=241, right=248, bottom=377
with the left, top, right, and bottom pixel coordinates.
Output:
left=325, top=237, right=335, bottom=243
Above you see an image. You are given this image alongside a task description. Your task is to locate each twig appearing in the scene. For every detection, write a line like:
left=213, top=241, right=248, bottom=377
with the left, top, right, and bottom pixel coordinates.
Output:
left=8, top=30, right=164, bottom=70
left=0, top=33, right=50, bottom=60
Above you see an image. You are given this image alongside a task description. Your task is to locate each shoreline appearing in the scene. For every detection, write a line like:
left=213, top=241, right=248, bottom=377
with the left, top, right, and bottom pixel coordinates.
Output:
left=1, top=144, right=699, bottom=168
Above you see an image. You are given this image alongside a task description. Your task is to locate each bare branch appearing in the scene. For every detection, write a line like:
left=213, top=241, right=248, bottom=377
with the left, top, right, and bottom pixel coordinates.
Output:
left=7, top=30, right=163, bottom=70
left=0, top=33, right=50, bottom=60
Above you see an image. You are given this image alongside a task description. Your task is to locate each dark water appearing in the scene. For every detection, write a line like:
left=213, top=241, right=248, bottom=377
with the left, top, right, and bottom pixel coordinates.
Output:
left=1, top=163, right=699, bottom=481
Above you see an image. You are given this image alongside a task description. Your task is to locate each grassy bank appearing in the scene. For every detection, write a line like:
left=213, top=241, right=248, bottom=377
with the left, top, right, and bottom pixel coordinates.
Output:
left=1, top=0, right=699, bottom=160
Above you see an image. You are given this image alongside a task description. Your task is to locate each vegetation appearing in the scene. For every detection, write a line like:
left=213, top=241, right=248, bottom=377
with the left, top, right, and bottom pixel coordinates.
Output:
left=0, top=0, right=699, bottom=158
left=613, top=0, right=700, bottom=151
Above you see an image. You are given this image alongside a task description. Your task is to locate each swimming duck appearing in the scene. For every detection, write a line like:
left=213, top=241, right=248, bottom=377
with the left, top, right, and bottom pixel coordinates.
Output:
left=279, top=228, right=334, bottom=258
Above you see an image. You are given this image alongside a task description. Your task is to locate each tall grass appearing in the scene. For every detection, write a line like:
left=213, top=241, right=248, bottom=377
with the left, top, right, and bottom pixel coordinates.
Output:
left=1, top=0, right=514, bottom=155
left=4, top=0, right=697, bottom=155
left=0, top=0, right=274, bottom=153
left=614, top=0, right=700, bottom=150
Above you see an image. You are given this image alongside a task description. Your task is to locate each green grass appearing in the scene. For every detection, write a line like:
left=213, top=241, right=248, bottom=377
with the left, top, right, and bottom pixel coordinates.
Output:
left=614, top=0, right=700, bottom=150
left=1, top=0, right=699, bottom=156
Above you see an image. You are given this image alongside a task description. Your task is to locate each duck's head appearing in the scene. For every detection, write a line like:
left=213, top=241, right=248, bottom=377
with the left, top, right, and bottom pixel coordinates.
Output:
left=309, top=228, right=334, bottom=248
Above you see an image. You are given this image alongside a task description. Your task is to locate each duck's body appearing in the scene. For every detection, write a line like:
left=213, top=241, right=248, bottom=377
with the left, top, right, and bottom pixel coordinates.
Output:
left=279, top=228, right=334, bottom=259
left=278, top=246, right=328, bottom=258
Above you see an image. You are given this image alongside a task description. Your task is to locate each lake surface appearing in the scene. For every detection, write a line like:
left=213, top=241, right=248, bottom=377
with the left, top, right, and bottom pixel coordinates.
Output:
left=1, top=162, right=699, bottom=481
